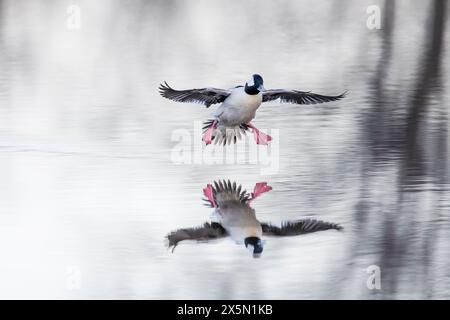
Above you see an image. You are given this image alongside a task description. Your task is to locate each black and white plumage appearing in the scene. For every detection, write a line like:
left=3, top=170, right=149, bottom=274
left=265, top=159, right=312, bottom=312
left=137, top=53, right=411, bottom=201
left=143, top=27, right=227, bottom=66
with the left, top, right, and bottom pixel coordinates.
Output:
left=166, top=218, right=342, bottom=250
left=261, top=219, right=342, bottom=236
left=262, top=89, right=348, bottom=105
left=159, top=75, right=347, bottom=146
left=159, top=81, right=231, bottom=108
left=166, top=180, right=342, bottom=257
left=166, top=222, right=226, bottom=250
left=159, top=79, right=346, bottom=108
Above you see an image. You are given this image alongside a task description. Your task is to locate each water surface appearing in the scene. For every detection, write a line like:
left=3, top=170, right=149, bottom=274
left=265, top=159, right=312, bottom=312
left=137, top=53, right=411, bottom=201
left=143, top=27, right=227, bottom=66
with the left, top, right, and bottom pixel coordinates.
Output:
left=0, top=0, right=449, bottom=299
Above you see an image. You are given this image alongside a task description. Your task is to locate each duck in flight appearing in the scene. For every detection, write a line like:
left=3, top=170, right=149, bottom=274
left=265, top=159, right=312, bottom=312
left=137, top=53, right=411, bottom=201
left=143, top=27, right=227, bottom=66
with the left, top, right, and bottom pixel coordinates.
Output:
left=159, top=74, right=347, bottom=145
left=166, top=180, right=342, bottom=258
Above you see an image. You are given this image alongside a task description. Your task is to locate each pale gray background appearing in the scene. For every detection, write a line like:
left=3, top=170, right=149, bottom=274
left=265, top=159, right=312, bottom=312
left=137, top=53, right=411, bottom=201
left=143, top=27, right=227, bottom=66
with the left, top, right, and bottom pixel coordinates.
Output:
left=0, top=0, right=449, bottom=299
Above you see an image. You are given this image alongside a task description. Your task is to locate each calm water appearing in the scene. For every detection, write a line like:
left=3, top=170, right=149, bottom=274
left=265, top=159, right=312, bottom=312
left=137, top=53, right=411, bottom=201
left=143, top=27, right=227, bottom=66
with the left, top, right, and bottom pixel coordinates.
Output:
left=0, top=0, right=449, bottom=299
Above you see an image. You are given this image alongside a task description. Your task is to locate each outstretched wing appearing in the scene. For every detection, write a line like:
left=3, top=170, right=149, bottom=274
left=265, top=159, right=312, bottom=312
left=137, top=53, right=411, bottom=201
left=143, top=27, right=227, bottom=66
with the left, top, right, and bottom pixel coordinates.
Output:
left=261, top=219, right=342, bottom=236
left=166, top=222, right=227, bottom=252
left=159, top=82, right=231, bottom=107
left=262, top=89, right=347, bottom=105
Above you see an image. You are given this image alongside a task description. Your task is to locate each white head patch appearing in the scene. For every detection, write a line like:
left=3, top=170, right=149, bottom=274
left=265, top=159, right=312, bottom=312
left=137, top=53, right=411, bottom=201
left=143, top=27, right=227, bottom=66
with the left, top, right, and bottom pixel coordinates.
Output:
left=247, top=76, right=254, bottom=87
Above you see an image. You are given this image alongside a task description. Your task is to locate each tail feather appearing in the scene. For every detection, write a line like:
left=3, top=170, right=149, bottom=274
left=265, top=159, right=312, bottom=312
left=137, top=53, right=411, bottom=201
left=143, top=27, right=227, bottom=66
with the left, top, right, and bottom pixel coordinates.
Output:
left=203, top=179, right=251, bottom=208
left=203, top=120, right=250, bottom=145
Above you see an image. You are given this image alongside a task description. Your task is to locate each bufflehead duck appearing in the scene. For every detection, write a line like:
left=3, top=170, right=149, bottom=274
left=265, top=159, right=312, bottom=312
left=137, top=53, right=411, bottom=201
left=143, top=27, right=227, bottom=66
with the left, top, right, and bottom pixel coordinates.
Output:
left=166, top=180, right=342, bottom=258
left=159, top=75, right=347, bottom=145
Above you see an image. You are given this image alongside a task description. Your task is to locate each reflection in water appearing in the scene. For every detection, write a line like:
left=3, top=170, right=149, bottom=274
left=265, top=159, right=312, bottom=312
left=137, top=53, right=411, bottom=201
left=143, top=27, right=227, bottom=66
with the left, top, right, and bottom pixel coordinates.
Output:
left=0, top=0, right=449, bottom=299
left=167, top=180, right=342, bottom=258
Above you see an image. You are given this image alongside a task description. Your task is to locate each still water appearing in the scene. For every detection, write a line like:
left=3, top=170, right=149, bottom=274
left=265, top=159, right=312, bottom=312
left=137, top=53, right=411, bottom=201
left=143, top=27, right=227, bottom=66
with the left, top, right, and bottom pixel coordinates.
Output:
left=0, top=0, right=449, bottom=299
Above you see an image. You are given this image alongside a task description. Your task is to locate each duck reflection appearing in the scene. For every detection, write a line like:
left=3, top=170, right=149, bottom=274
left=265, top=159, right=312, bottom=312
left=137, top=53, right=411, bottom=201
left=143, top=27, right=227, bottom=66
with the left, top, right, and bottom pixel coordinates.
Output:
left=167, top=180, right=342, bottom=257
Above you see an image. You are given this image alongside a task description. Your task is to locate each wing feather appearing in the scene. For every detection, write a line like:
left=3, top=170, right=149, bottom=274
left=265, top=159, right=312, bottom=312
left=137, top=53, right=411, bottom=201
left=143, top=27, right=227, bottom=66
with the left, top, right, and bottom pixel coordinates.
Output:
left=159, top=82, right=231, bottom=107
left=166, top=222, right=227, bottom=252
left=261, top=219, right=342, bottom=236
left=262, top=89, right=347, bottom=105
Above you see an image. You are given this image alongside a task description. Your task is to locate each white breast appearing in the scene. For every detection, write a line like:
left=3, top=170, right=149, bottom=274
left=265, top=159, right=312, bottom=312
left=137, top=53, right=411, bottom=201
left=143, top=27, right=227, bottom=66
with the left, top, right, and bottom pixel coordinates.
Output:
left=213, top=87, right=262, bottom=126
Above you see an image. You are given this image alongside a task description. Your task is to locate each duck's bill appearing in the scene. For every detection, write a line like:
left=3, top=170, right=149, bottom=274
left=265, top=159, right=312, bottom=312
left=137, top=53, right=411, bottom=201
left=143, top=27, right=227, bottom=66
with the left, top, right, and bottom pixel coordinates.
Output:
left=258, top=85, right=265, bottom=91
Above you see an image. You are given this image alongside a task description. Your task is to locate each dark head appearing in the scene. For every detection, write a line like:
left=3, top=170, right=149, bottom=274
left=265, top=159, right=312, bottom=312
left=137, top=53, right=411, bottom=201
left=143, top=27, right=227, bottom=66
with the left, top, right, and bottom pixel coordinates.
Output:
left=245, top=236, right=264, bottom=258
left=244, top=74, right=264, bottom=95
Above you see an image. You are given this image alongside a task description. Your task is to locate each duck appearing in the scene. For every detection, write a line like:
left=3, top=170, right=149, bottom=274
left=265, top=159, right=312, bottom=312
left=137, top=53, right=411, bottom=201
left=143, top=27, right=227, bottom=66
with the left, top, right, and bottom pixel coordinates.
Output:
left=159, top=74, right=347, bottom=145
left=166, top=180, right=342, bottom=258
